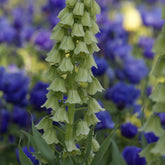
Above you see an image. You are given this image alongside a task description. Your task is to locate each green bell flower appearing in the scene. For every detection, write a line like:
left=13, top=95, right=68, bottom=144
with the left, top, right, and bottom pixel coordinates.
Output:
left=57, top=7, right=69, bottom=19
left=88, top=98, right=105, bottom=115
left=71, top=23, right=85, bottom=37
left=59, top=12, right=74, bottom=27
left=76, top=120, right=90, bottom=139
left=45, top=47, right=61, bottom=64
left=90, top=20, right=100, bottom=34
left=73, top=1, right=84, bottom=16
left=50, top=26, right=65, bottom=42
left=92, top=138, right=100, bottom=152
left=153, top=102, right=165, bottom=113
left=65, top=140, right=81, bottom=155
left=139, top=115, right=164, bottom=137
left=51, top=106, right=69, bottom=123
left=66, top=0, right=76, bottom=7
left=36, top=116, right=52, bottom=131
left=151, top=55, right=165, bottom=77
left=81, top=11, right=91, bottom=27
left=90, top=0, right=101, bottom=16
left=45, top=65, right=57, bottom=81
left=48, top=76, right=67, bottom=93
left=58, top=57, right=74, bottom=72
left=74, top=41, right=89, bottom=55
left=75, top=67, right=92, bottom=82
left=78, top=88, right=88, bottom=104
left=84, top=112, right=100, bottom=126
left=83, top=54, right=97, bottom=68
left=84, top=0, right=91, bottom=7
left=88, top=78, right=104, bottom=95
left=66, top=89, right=81, bottom=104
left=42, top=92, right=60, bottom=111
left=59, top=36, right=75, bottom=51
left=42, top=127, right=59, bottom=144
left=151, top=133, right=165, bottom=156
left=150, top=83, right=165, bottom=103
left=85, top=30, right=98, bottom=45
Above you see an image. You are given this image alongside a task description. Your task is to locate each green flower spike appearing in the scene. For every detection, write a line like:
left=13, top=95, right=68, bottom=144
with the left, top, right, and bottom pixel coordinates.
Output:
left=66, top=0, right=76, bottom=7
left=85, top=30, right=98, bottom=45
left=73, top=1, right=84, bottom=16
left=74, top=41, right=89, bottom=55
left=42, top=127, right=59, bottom=144
left=82, top=11, right=91, bottom=27
left=72, top=23, right=85, bottom=37
left=59, top=12, right=74, bottom=27
left=51, top=106, right=69, bottom=123
left=45, top=65, right=57, bottom=81
left=58, top=57, right=74, bottom=72
left=57, top=7, right=69, bottom=19
left=65, top=140, right=81, bottom=154
left=50, top=26, right=65, bottom=42
left=36, top=116, right=52, bottom=131
left=90, top=0, right=101, bottom=16
left=90, top=20, right=100, bottom=34
left=92, top=138, right=100, bottom=152
left=84, top=112, right=100, bottom=126
left=66, top=89, right=81, bottom=104
left=139, top=115, right=164, bottom=137
left=84, top=0, right=91, bottom=7
left=153, top=102, right=165, bottom=113
left=48, top=76, right=67, bottom=93
left=59, top=36, right=75, bottom=51
left=84, top=54, right=97, bottom=68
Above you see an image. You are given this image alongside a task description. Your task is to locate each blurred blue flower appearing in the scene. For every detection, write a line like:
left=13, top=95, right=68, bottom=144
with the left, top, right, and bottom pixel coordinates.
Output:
left=95, top=111, right=115, bottom=130
left=133, top=105, right=142, bottom=118
left=16, top=146, right=39, bottom=165
left=104, top=82, right=140, bottom=109
left=0, top=109, right=10, bottom=133
left=144, top=132, right=159, bottom=144
left=121, top=123, right=138, bottom=138
left=12, top=106, right=29, bottom=127
left=122, top=146, right=146, bottom=165
left=92, top=57, right=108, bottom=76
left=30, top=81, right=49, bottom=110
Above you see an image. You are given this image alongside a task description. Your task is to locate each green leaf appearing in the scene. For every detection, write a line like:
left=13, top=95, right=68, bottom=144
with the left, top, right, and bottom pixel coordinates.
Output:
left=80, top=126, right=94, bottom=165
left=90, top=126, right=118, bottom=165
left=110, top=140, right=127, bottom=165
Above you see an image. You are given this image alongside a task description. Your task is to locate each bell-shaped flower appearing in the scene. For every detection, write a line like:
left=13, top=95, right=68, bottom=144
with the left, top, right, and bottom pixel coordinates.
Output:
left=65, top=140, right=81, bottom=155
left=58, top=57, right=74, bottom=72
left=73, top=1, right=84, bottom=16
left=76, top=120, right=90, bottom=139
left=66, top=89, right=81, bottom=104
left=59, top=36, right=75, bottom=51
left=42, top=127, right=59, bottom=144
left=78, top=88, right=88, bottom=104
left=82, top=11, right=91, bottom=27
left=90, top=0, right=100, bottom=16
left=59, top=12, right=74, bottom=27
left=153, top=102, right=165, bottom=113
left=151, top=132, right=165, bottom=156
left=74, top=41, right=89, bottom=55
left=50, top=26, right=64, bottom=42
left=66, top=0, right=76, bottom=7
left=84, top=0, right=91, bottom=7
left=84, top=112, right=100, bottom=126
left=42, top=93, right=60, bottom=111
left=83, top=54, right=97, bottom=68
left=71, top=23, right=85, bottom=37
left=45, top=65, right=57, bottom=81
left=90, top=20, right=100, bottom=34
left=51, top=106, right=69, bottom=123
left=75, top=67, right=92, bottom=82
left=88, top=98, right=105, bottom=115
left=85, top=30, right=98, bottom=45
left=88, top=78, right=104, bottom=95
left=151, top=55, right=165, bottom=77
left=48, top=76, right=67, bottom=93
left=57, top=7, right=69, bottom=19
left=45, top=46, right=61, bottom=64
left=36, top=116, right=52, bottom=131
left=150, top=83, right=165, bottom=103
left=139, top=115, right=164, bottom=137
left=92, top=138, right=100, bottom=152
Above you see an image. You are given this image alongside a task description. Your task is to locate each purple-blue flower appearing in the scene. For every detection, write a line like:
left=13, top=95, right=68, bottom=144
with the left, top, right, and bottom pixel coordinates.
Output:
left=0, top=109, right=10, bottom=133
left=122, top=146, right=146, bottom=165
left=95, top=111, right=115, bottom=130
left=144, top=132, right=159, bottom=144
left=121, top=123, right=138, bottom=138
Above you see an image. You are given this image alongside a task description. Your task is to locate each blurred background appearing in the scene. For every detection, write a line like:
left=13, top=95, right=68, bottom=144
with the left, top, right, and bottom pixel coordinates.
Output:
left=0, top=0, right=165, bottom=164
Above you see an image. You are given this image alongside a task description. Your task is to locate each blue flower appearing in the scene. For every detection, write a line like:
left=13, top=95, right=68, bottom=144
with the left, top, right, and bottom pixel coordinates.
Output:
left=92, top=57, right=108, bottom=76
left=95, top=111, right=115, bottom=130
left=144, top=132, right=159, bottom=144
left=12, top=106, right=29, bottom=127
left=30, top=81, right=49, bottom=110
left=121, top=123, right=138, bottom=138
left=0, top=109, right=10, bottom=133
left=104, top=82, right=140, bottom=109
left=16, top=146, right=39, bottom=165
left=122, top=146, right=146, bottom=165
